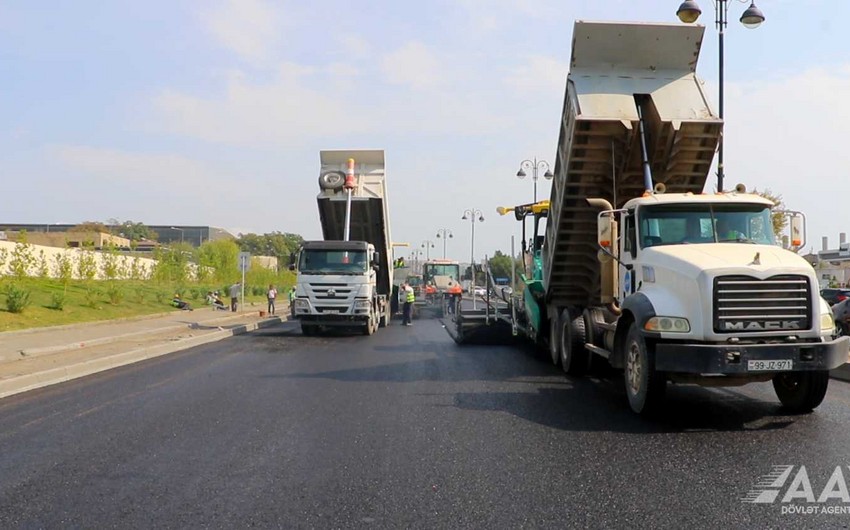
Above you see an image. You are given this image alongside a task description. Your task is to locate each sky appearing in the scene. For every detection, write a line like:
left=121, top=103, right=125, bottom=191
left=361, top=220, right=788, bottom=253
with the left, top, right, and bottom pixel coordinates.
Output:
left=2, top=0, right=849, bottom=261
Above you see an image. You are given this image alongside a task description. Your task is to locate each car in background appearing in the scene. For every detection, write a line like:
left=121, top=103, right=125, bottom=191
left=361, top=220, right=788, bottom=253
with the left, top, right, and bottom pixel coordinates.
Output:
left=473, top=286, right=487, bottom=297
left=821, top=288, right=850, bottom=306
left=832, top=298, right=850, bottom=337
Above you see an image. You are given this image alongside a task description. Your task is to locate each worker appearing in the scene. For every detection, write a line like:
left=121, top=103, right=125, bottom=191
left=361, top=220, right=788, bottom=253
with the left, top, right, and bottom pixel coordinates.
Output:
left=716, top=217, right=744, bottom=241
left=401, top=282, right=415, bottom=326
left=288, top=286, right=297, bottom=317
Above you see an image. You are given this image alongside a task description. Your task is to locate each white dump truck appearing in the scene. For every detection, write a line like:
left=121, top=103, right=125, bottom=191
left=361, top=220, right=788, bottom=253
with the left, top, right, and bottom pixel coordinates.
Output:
left=291, top=150, right=393, bottom=336
left=484, top=21, right=848, bottom=414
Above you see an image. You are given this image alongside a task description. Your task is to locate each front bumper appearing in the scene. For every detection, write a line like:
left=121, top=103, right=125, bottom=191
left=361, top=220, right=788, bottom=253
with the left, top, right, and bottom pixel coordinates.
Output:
left=297, top=314, right=368, bottom=326
left=655, top=336, right=850, bottom=374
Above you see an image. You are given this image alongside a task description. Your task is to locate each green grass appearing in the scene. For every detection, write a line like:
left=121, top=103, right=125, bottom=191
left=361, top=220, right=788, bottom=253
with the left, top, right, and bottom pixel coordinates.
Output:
left=0, top=279, right=269, bottom=332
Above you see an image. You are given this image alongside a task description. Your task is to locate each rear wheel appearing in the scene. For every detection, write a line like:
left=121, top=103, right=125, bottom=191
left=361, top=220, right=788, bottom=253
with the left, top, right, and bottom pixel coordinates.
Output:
left=549, top=311, right=562, bottom=367
left=773, top=371, right=829, bottom=413
left=623, top=322, right=665, bottom=415
left=560, top=309, right=587, bottom=375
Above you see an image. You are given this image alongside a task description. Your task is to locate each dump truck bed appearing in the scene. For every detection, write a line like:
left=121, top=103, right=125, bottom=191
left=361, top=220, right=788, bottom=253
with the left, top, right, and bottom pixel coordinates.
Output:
left=545, top=21, right=722, bottom=308
left=317, top=149, right=393, bottom=296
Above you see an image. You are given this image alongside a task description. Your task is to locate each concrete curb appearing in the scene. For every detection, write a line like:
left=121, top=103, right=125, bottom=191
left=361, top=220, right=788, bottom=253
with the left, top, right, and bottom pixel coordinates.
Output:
left=0, top=317, right=286, bottom=400
left=16, top=311, right=252, bottom=357
left=0, top=310, right=180, bottom=337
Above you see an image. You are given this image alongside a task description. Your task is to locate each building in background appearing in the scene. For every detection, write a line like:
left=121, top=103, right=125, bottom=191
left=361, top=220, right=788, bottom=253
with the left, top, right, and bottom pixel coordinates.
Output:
left=0, top=224, right=234, bottom=248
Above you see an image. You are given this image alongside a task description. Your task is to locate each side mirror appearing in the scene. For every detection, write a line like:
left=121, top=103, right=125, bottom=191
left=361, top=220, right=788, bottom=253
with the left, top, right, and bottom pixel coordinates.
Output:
left=778, top=210, right=806, bottom=252
left=789, top=214, right=805, bottom=250
left=288, top=264, right=296, bottom=271
left=597, top=212, right=614, bottom=250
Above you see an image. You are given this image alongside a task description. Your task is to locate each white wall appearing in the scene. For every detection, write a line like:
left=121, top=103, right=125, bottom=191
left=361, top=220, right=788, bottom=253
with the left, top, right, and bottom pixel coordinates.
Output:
left=0, top=241, right=156, bottom=280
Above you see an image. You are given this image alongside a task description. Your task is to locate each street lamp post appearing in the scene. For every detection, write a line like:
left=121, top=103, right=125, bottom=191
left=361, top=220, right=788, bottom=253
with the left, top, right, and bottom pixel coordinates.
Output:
left=410, top=249, right=424, bottom=274
left=421, top=240, right=435, bottom=261
left=169, top=226, right=184, bottom=244
left=516, top=157, right=554, bottom=203
left=435, top=228, right=453, bottom=259
left=676, top=0, right=765, bottom=192
left=461, top=209, right=484, bottom=309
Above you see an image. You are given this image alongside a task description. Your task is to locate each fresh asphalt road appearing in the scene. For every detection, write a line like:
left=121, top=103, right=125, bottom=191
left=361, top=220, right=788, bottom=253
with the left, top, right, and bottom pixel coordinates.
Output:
left=2, top=318, right=850, bottom=528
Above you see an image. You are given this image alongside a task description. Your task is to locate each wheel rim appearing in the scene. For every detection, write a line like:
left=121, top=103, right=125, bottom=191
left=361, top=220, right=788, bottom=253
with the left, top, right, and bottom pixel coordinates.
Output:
left=626, top=341, right=642, bottom=396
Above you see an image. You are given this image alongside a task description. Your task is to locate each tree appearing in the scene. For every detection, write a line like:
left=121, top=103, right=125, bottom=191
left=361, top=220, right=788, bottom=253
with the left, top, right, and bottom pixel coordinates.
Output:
left=116, top=220, right=157, bottom=241
left=488, top=251, right=516, bottom=281
left=196, top=239, right=240, bottom=284
left=752, top=188, right=787, bottom=238
left=236, top=232, right=304, bottom=265
left=69, top=221, right=109, bottom=233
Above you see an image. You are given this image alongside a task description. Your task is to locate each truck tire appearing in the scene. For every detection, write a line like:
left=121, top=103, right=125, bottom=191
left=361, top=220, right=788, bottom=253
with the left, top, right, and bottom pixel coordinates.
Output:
left=318, top=170, right=345, bottom=190
left=773, top=371, right=829, bottom=413
left=583, top=307, right=609, bottom=374
left=549, top=311, right=562, bottom=367
left=363, top=315, right=376, bottom=336
left=623, top=322, right=665, bottom=415
left=560, top=309, right=587, bottom=375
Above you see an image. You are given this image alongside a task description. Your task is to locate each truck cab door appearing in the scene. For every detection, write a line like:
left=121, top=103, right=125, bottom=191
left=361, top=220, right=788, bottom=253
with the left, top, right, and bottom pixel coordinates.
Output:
left=619, top=211, right=637, bottom=300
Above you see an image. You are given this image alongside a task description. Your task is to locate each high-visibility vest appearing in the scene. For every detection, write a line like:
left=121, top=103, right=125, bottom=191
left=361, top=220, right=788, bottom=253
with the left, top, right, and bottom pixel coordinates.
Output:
left=406, top=289, right=415, bottom=303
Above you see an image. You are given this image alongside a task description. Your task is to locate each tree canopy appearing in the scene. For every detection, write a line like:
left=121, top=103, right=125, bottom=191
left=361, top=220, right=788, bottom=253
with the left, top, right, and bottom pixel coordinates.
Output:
left=236, top=232, right=304, bottom=265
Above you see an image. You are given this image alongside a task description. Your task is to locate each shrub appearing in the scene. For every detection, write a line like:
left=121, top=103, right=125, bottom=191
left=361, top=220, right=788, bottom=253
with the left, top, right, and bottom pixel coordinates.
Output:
left=36, top=250, right=49, bottom=278
left=106, top=283, right=124, bottom=305
left=83, top=286, right=102, bottom=309
left=49, top=292, right=66, bottom=311
left=77, top=250, right=97, bottom=281
left=134, top=286, right=146, bottom=304
left=8, top=240, right=35, bottom=279
left=3, top=283, right=31, bottom=313
left=53, top=252, right=73, bottom=284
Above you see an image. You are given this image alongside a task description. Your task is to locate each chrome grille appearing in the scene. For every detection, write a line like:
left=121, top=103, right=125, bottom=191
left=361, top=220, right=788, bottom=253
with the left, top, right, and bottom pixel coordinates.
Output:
left=713, top=275, right=811, bottom=333
left=308, top=282, right=354, bottom=300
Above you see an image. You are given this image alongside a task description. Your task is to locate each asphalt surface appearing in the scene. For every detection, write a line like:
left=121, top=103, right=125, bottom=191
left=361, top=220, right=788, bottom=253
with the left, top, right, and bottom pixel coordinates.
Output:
left=2, top=317, right=850, bottom=528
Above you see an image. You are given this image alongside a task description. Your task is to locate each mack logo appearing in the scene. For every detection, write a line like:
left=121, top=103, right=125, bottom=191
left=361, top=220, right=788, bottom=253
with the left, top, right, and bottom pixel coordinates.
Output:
left=723, top=321, right=802, bottom=331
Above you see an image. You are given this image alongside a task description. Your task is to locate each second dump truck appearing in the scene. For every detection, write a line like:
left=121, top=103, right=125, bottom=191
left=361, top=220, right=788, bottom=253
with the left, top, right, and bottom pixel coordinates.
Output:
left=291, top=150, right=393, bottom=336
left=482, top=21, right=848, bottom=414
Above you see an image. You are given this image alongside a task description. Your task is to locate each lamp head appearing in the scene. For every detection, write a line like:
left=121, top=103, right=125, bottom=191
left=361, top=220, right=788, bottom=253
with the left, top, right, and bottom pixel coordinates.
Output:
left=543, top=170, right=554, bottom=180
left=516, top=169, right=527, bottom=178
left=740, top=2, right=765, bottom=29
left=676, top=0, right=702, bottom=23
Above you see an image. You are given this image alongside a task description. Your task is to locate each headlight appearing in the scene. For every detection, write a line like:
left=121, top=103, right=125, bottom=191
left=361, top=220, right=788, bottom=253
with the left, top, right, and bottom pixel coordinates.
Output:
left=820, top=313, right=835, bottom=333
left=644, top=316, right=690, bottom=333
left=294, top=299, right=310, bottom=309
left=354, top=300, right=371, bottom=310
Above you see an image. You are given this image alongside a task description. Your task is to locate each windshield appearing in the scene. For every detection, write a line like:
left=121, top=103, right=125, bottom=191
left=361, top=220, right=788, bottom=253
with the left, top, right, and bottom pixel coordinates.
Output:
left=424, top=264, right=460, bottom=282
left=639, top=204, right=776, bottom=248
left=298, top=249, right=368, bottom=274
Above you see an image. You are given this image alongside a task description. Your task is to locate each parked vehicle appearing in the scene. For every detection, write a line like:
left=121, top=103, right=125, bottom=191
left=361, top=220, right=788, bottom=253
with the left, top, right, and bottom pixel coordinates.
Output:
left=821, top=288, right=850, bottom=306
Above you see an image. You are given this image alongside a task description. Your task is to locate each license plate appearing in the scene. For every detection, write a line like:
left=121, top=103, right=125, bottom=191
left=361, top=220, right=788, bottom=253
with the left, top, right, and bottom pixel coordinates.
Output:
left=747, top=360, right=793, bottom=371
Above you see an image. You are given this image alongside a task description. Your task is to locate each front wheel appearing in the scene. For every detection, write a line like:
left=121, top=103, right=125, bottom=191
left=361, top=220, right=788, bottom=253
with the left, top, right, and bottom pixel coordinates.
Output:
left=623, top=323, right=665, bottom=415
left=773, top=371, right=829, bottom=413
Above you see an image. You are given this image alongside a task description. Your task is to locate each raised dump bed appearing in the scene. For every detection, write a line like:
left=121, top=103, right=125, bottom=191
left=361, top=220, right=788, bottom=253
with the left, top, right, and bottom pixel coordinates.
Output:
left=544, top=21, right=722, bottom=308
